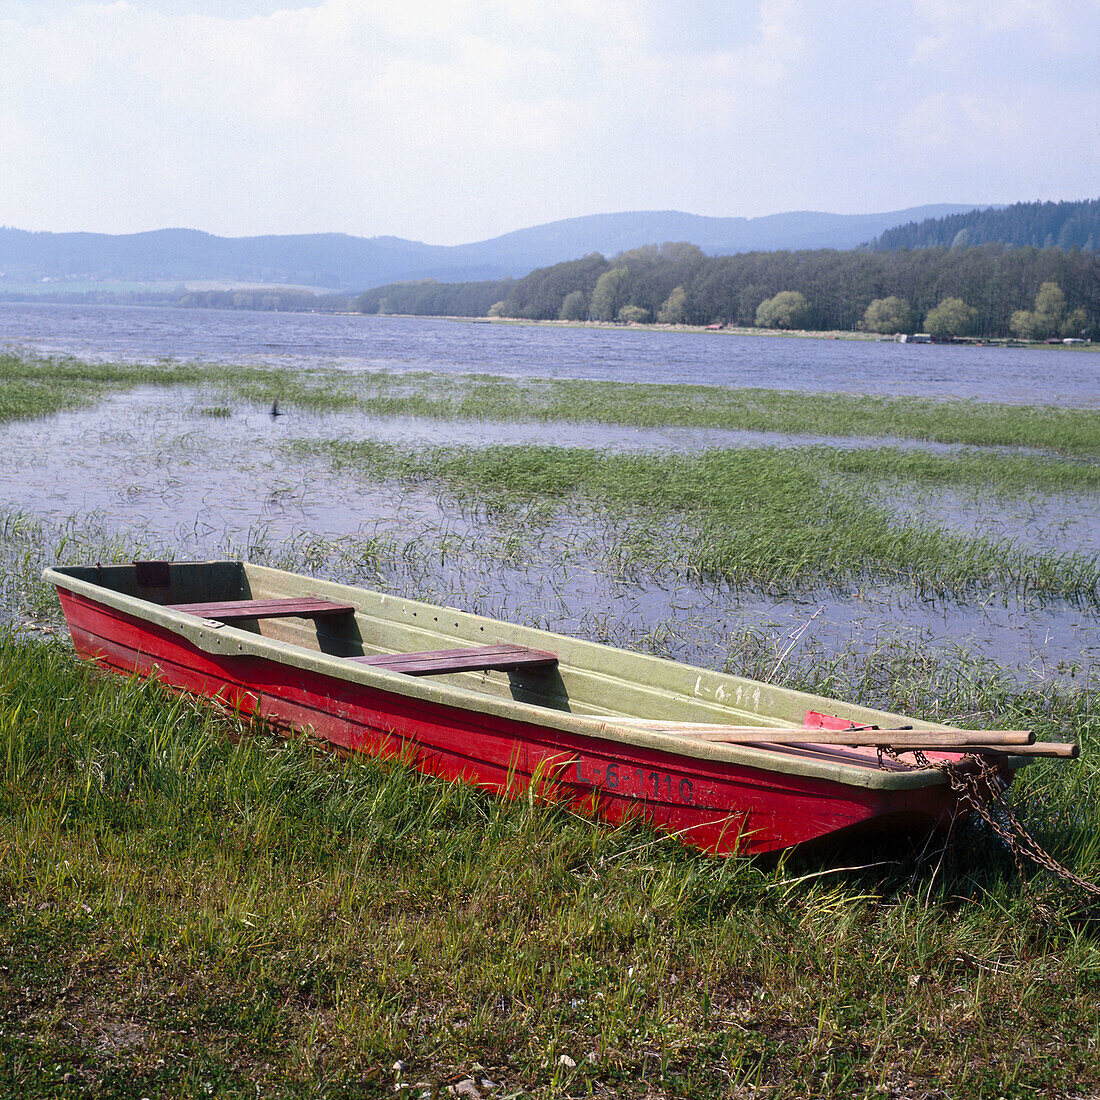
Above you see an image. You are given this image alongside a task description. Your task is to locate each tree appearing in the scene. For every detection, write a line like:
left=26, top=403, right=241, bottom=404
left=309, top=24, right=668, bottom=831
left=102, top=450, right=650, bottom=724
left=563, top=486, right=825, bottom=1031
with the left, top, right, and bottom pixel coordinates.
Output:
left=617, top=304, right=650, bottom=323
left=657, top=285, right=689, bottom=324
left=755, top=290, right=811, bottom=330
left=352, top=242, right=1100, bottom=336
left=617, top=245, right=660, bottom=264
left=1034, top=280, right=1067, bottom=322
left=498, top=255, right=603, bottom=320
left=1064, top=307, right=1089, bottom=338
left=862, top=296, right=913, bottom=333
left=589, top=266, right=629, bottom=321
left=1009, top=281, right=1069, bottom=340
left=487, top=300, right=507, bottom=317
left=658, top=242, right=706, bottom=264
left=1010, top=309, right=1039, bottom=341
left=924, top=297, right=978, bottom=337
left=558, top=290, right=588, bottom=321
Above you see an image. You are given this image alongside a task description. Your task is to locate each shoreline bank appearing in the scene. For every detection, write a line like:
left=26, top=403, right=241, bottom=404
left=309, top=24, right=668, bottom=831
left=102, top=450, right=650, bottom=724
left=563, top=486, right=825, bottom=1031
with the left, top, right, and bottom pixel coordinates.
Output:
left=436, top=315, right=1096, bottom=349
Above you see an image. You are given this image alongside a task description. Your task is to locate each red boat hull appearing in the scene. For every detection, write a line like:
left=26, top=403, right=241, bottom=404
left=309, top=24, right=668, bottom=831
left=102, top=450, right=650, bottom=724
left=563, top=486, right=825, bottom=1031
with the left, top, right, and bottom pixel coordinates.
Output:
left=57, top=588, right=965, bottom=856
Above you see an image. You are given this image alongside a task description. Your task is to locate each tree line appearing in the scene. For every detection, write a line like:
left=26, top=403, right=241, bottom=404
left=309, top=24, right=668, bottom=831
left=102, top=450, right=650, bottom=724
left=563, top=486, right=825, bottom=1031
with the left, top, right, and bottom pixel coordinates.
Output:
left=354, top=243, right=1100, bottom=338
left=872, top=199, right=1100, bottom=252
left=353, top=278, right=512, bottom=320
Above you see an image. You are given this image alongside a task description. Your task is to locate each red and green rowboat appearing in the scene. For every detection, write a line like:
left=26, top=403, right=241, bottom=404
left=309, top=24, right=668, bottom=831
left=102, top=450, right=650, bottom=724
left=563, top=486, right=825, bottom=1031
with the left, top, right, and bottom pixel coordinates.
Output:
left=47, top=559, right=1051, bottom=856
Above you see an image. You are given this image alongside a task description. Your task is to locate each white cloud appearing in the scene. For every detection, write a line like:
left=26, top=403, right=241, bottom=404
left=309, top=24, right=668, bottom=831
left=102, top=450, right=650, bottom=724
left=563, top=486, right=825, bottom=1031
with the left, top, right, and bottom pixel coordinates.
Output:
left=0, top=1, right=1094, bottom=241
left=912, top=0, right=1099, bottom=59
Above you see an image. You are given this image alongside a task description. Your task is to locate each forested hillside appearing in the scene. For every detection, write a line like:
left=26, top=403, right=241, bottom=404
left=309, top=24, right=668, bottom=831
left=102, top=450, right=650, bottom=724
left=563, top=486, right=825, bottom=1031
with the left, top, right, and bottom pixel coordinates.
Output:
left=873, top=199, right=1099, bottom=252
left=355, top=243, right=1100, bottom=338
left=0, top=205, right=972, bottom=294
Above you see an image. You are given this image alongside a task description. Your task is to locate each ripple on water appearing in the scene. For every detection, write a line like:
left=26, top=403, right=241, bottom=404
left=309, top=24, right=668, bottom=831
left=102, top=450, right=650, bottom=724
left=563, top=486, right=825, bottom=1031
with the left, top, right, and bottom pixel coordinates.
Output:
left=0, top=386, right=1095, bottom=682
left=2, top=302, right=1098, bottom=405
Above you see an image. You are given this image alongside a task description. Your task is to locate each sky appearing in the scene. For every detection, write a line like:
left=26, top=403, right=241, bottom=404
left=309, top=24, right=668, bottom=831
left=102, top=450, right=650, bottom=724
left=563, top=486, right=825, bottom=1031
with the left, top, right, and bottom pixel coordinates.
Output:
left=0, top=0, right=1096, bottom=244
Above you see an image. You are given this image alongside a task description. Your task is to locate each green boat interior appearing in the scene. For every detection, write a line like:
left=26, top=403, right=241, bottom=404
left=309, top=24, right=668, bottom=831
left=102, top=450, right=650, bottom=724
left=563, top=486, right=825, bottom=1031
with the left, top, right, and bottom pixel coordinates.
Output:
left=53, top=558, right=905, bottom=732
left=49, top=560, right=1053, bottom=787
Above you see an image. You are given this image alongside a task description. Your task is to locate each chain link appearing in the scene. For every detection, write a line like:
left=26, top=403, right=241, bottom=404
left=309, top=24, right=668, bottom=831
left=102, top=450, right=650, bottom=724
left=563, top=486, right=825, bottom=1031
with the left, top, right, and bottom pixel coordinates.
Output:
left=895, top=749, right=1100, bottom=901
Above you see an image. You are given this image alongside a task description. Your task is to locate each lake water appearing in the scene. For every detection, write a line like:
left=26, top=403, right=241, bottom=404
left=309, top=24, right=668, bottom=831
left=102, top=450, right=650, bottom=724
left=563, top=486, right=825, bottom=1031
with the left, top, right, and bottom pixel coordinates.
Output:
left=1, top=302, right=1096, bottom=685
left=2, top=385, right=1095, bottom=682
left=2, top=301, right=1097, bottom=406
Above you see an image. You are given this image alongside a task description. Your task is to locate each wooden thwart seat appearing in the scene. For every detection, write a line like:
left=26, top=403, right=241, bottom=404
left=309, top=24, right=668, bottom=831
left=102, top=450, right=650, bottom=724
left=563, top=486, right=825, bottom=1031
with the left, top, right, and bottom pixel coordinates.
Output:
left=347, top=643, right=558, bottom=677
left=167, top=599, right=556, bottom=677
left=169, top=597, right=357, bottom=621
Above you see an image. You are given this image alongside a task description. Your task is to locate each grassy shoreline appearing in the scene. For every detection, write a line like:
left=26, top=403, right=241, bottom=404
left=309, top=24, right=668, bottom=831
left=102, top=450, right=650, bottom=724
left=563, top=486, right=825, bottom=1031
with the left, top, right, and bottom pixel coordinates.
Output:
left=2, top=351, right=1098, bottom=1095
left=2, top=630, right=1097, bottom=1099
left=433, top=314, right=1100, bottom=350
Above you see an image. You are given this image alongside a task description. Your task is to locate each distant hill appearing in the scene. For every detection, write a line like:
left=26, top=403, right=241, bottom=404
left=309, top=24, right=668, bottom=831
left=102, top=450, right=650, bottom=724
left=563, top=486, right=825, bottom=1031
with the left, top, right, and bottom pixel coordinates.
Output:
left=872, top=199, right=1099, bottom=251
left=440, top=206, right=977, bottom=272
left=0, top=205, right=976, bottom=294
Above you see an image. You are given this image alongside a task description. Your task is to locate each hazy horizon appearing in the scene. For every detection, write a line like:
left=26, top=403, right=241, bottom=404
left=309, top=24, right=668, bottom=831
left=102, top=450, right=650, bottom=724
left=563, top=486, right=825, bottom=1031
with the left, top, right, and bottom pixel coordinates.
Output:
left=2, top=202, right=992, bottom=247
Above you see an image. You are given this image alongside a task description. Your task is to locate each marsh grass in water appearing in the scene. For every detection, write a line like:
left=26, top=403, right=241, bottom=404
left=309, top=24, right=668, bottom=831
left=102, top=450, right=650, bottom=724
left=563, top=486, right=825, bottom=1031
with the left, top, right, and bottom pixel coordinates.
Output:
left=3, top=351, right=1099, bottom=1091
left=292, top=439, right=1100, bottom=602
left=233, top=372, right=1100, bottom=455
left=816, top=448, right=1100, bottom=495
left=0, top=354, right=202, bottom=423
left=0, top=354, right=359, bottom=425
left=5, top=353, right=1100, bottom=454
left=1, top=635, right=1098, bottom=1099
left=7, top=499, right=1097, bottom=695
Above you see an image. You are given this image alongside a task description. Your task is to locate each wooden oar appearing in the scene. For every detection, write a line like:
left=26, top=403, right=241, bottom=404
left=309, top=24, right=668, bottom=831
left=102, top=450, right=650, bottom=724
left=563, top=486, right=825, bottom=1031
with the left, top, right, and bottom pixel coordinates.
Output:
left=967, top=742, right=1078, bottom=759
left=610, top=720, right=1034, bottom=748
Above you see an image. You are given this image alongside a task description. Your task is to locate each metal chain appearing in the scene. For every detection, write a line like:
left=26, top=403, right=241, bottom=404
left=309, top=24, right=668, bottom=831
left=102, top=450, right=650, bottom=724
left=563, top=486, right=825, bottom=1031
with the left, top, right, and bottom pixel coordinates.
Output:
left=894, top=749, right=1100, bottom=901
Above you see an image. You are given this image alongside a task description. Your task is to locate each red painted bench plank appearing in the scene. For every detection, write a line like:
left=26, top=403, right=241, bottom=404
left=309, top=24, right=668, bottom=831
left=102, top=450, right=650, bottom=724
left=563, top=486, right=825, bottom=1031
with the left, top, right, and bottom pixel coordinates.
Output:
left=169, top=597, right=357, bottom=621
left=348, top=643, right=558, bottom=676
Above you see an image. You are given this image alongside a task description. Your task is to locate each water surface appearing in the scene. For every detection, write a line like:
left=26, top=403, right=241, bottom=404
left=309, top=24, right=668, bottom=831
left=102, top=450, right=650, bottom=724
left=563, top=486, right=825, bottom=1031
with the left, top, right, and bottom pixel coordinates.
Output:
left=4, top=389, right=1095, bottom=681
left=2, top=301, right=1096, bottom=406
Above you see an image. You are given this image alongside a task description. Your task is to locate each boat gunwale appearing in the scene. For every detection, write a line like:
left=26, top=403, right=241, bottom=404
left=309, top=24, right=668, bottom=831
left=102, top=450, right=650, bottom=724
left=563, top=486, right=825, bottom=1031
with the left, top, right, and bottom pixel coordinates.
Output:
left=44, top=561, right=1019, bottom=793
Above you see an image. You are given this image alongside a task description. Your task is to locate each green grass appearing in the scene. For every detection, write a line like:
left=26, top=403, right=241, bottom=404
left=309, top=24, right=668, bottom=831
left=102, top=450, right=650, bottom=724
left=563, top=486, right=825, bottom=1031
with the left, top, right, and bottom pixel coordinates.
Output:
left=4, top=353, right=1100, bottom=454
left=0, top=510, right=184, bottom=625
left=240, top=372, right=1100, bottom=455
left=3, top=351, right=1098, bottom=1095
left=0, top=355, right=359, bottom=425
left=291, top=439, right=1100, bottom=601
left=1, top=634, right=1097, bottom=1098
left=387, top=377, right=1100, bottom=456
left=0, top=355, right=195, bottom=424
left=813, top=447, right=1100, bottom=495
